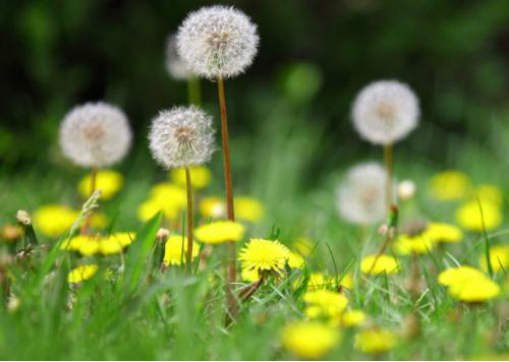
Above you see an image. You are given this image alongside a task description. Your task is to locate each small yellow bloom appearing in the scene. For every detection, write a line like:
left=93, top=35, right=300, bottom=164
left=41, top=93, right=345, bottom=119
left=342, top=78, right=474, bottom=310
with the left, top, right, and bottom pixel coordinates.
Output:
left=199, top=196, right=226, bottom=219
left=109, top=232, right=136, bottom=248
left=297, top=272, right=334, bottom=290
left=239, top=238, right=290, bottom=276
left=67, top=264, right=98, bottom=283
left=195, top=221, right=245, bottom=244
left=438, top=266, right=500, bottom=302
left=473, top=184, right=503, bottom=206
left=78, top=170, right=124, bottom=200
left=429, top=170, right=470, bottom=201
left=170, top=166, right=211, bottom=190
left=395, top=233, right=434, bottom=255
left=282, top=321, right=339, bottom=360
left=303, top=290, right=348, bottom=318
left=437, top=266, right=485, bottom=286
left=79, top=239, right=101, bottom=256
left=341, top=309, right=367, bottom=327
left=480, top=245, right=509, bottom=273
left=163, top=235, right=199, bottom=266
left=288, top=251, right=305, bottom=269
left=426, top=222, right=463, bottom=244
left=361, top=255, right=400, bottom=275
left=241, top=267, right=260, bottom=282
left=339, top=273, right=354, bottom=289
left=456, top=201, right=502, bottom=232
left=33, top=205, right=77, bottom=237
left=61, top=235, right=89, bottom=251
left=355, top=328, right=397, bottom=354
left=150, top=182, right=187, bottom=206
left=137, top=198, right=181, bottom=221
left=293, top=237, right=314, bottom=257
left=234, top=196, right=264, bottom=222
left=99, top=237, right=124, bottom=255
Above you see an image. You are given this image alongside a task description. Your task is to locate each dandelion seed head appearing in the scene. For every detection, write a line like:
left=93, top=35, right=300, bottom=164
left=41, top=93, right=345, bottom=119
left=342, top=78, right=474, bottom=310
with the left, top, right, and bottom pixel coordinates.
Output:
left=165, top=35, right=194, bottom=80
left=352, top=80, right=420, bottom=145
left=176, top=5, right=259, bottom=79
left=336, top=162, right=387, bottom=225
left=59, top=102, right=132, bottom=168
left=148, top=106, right=215, bottom=169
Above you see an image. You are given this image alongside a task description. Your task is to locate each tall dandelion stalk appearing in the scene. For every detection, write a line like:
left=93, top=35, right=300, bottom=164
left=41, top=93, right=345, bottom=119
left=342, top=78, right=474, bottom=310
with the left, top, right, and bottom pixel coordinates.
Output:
left=176, top=5, right=259, bottom=314
left=59, top=102, right=132, bottom=234
left=148, top=106, right=216, bottom=274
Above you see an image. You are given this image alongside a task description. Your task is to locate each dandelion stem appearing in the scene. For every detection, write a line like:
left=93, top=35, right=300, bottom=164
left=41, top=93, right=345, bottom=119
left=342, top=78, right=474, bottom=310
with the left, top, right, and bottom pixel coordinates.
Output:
left=187, top=76, right=201, bottom=106
left=185, top=166, right=194, bottom=275
left=384, top=144, right=393, bottom=212
left=81, top=166, right=98, bottom=235
left=216, top=77, right=237, bottom=318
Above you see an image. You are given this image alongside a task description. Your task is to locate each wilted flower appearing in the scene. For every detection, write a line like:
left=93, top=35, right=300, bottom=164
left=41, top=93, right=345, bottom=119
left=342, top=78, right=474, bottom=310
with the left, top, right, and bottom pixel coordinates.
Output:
left=165, top=35, right=194, bottom=80
left=59, top=102, right=132, bottom=168
left=149, top=106, right=215, bottom=169
left=336, top=162, right=388, bottom=225
left=352, top=80, right=419, bottom=145
left=176, top=5, right=259, bottom=79
left=282, top=321, right=339, bottom=360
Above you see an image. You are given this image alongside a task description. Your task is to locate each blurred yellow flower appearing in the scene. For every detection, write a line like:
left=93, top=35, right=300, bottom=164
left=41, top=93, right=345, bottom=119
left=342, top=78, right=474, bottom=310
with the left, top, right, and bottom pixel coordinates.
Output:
left=473, top=184, right=503, bottom=206
left=355, top=328, right=397, bottom=354
left=395, top=233, right=434, bottom=255
left=137, top=198, right=181, bottom=221
left=79, top=238, right=101, bottom=256
left=288, top=251, right=305, bottom=269
left=241, top=267, right=260, bottom=282
left=303, top=290, right=348, bottom=318
left=33, top=205, right=77, bottom=237
left=170, top=166, right=211, bottom=190
left=195, top=221, right=245, bottom=244
left=234, top=196, right=264, bottom=222
left=109, top=232, right=136, bottom=248
left=163, top=235, right=199, bottom=266
left=340, top=273, right=354, bottom=289
left=429, top=170, right=470, bottom=201
left=341, top=309, right=367, bottom=327
left=293, top=237, right=314, bottom=256
left=67, top=264, right=98, bottom=284
left=455, top=201, right=502, bottom=232
left=78, top=170, right=124, bottom=200
left=361, top=255, right=400, bottom=275
left=99, top=237, right=124, bottom=255
left=150, top=183, right=187, bottom=205
left=480, top=245, right=509, bottom=273
left=426, top=222, right=463, bottom=244
left=239, top=238, right=290, bottom=276
left=199, top=196, right=226, bottom=219
left=90, top=212, right=108, bottom=229
left=438, top=266, right=500, bottom=302
left=282, top=321, right=339, bottom=360
left=61, top=235, right=89, bottom=251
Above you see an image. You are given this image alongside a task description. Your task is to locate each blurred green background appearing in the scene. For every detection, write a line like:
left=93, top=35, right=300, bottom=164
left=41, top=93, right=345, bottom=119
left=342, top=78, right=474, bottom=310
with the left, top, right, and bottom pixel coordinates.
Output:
left=1, top=0, right=508, bottom=212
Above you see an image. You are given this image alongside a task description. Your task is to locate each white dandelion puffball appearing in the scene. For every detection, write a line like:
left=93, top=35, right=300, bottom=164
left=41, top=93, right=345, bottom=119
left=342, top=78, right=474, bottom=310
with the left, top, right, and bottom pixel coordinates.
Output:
left=59, top=102, right=132, bottom=168
left=176, top=5, right=259, bottom=79
left=352, top=80, right=420, bottom=145
left=336, top=162, right=388, bottom=225
left=149, top=106, right=216, bottom=169
left=165, top=35, right=194, bottom=80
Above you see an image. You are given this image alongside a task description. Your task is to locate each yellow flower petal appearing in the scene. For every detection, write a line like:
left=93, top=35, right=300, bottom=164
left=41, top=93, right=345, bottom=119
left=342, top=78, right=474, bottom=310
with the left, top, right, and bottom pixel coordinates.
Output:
left=170, top=166, right=211, bottom=190
left=163, top=235, right=199, bottom=266
left=67, top=264, right=98, bottom=283
left=282, top=321, right=339, bottom=360
left=355, top=328, right=397, bottom=354
left=195, top=221, right=245, bottom=244
left=456, top=201, right=502, bottom=232
left=78, top=170, right=124, bottom=200
left=361, top=255, right=400, bottom=275
left=429, top=170, right=470, bottom=201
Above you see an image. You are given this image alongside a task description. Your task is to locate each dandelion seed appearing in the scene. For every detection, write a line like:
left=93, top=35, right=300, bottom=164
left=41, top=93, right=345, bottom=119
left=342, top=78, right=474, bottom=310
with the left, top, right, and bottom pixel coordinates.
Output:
left=165, top=35, right=194, bottom=81
left=176, top=6, right=259, bottom=80
left=336, top=162, right=388, bottom=225
left=59, top=102, right=132, bottom=168
left=352, top=80, right=419, bottom=146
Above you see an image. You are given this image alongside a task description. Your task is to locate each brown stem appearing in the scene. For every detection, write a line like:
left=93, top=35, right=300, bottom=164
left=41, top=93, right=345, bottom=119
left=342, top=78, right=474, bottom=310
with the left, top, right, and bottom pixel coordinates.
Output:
left=226, top=274, right=265, bottom=327
left=81, top=167, right=98, bottom=235
left=185, top=166, right=194, bottom=275
left=384, top=143, right=393, bottom=212
left=217, top=77, right=237, bottom=318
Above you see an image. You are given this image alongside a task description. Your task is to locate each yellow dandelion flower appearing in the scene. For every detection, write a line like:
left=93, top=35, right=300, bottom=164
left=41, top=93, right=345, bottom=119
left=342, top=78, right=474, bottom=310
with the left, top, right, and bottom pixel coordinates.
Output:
left=109, top=232, right=136, bottom=248
left=340, top=273, right=354, bottom=289
left=99, top=237, right=124, bottom=255
left=437, top=266, right=485, bottom=286
left=473, top=184, right=503, bottom=206
left=67, top=264, right=98, bottom=283
left=137, top=198, right=181, bottom=221
left=282, top=321, right=339, bottom=360
left=239, top=238, right=290, bottom=276
left=195, top=221, right=245, bottom=244
left=303, top=290, right=348, bottom=318
left=170, top=166, right=211, bottom=190
left=234, top=196, right=264, bottom=222
left=288, top=251, right=305, bottom=269
left=355, top=328, right=397, bottom=354
left=78, top=239, right=101, bottom=256
left=33, top=205, right=78, bottom=237
left=163, top=235, right=199, bottom=266
left=394, top=233, right=434, bottom=255
left=456, top=201, right=502, bottom=232
left=429, top=170, right=470, bottom=201
left=448, top=276, right=500, bottom=302
left=341, top=309, right=367, bottom=327
left=293, top=237, right=314, bottom=256
left=61, top=235, right=89, bottom=251
left=480, top=245, right=509, bottom=273
left=199, top=196, right=226, bottom=219
left=426, top=222, right=463, bottom=244
left=150, top=182, right=187, bottom=207
left=361, top=255, right=400, bottom=275
left=241, top=267, right=260, bottom=282
left=78, top=170, right=124, bottom=200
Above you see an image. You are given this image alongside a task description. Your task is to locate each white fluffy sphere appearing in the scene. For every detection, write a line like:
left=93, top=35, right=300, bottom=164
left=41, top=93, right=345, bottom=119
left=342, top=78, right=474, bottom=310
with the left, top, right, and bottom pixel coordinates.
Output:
left=176, top=5, right=259, bottom=80
left=336, top=162, right=388, bottom=225
left=165, top=35, right=194, bottom=81
left=352, top=80, right=420, bottom=145
left=59, top=102, right=132, bottom=168
left=148, top=106, right=216, bottom=169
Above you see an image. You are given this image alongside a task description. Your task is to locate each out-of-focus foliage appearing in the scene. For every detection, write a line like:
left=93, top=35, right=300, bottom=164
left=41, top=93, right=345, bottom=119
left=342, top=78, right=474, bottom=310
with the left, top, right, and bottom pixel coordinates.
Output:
left=0, top=0, right=508, bottom=172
